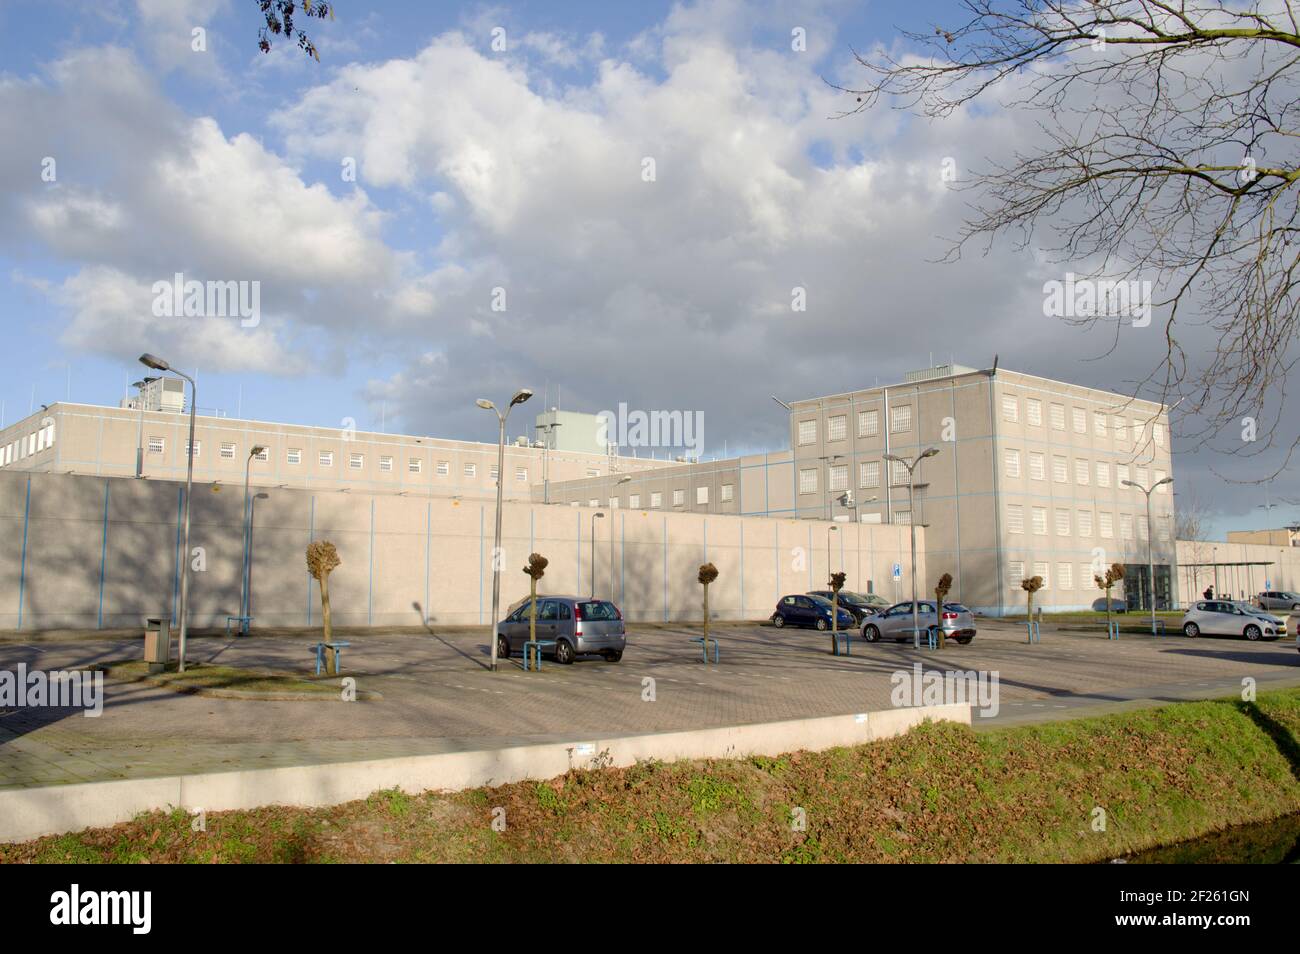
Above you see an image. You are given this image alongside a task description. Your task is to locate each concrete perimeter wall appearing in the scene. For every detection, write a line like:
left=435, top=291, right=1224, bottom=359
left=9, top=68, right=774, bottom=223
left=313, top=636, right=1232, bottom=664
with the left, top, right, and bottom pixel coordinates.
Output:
left=0, top=472, right=926, bottom=631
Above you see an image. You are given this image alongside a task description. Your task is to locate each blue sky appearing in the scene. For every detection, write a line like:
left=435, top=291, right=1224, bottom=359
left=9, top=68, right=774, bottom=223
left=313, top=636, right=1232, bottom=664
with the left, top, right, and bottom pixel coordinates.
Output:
left=0, top=0, right=1295, bottom=536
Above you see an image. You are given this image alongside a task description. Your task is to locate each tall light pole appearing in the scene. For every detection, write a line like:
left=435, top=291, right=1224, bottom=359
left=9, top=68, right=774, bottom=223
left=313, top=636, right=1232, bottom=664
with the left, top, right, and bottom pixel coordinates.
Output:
left=239, top=444, right=267, bottom=634
left=535, top=419, right=562, bottom=503
left=130, top=377, right=155, bottom=478
left=477, top=388, right=533, bottom=672
left=827, top=525, right=838, bottom=581
left=591, top=512, right=605, bottom=597
left=612, top=476, right=631, bottom=598
left=139, top=354, right=196, bottom=671
left=1123, top=475, right=1173, bottom=632
left=885, top=447, right=939, bottom=648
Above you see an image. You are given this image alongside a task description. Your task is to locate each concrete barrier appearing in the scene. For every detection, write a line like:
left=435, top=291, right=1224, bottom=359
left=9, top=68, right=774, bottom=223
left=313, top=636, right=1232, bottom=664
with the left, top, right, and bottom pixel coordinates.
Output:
left=0, top=703, right=970, bottom=843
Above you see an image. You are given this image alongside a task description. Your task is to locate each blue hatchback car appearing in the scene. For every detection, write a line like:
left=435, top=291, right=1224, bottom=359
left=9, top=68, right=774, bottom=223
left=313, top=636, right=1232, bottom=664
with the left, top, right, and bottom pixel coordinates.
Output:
left=771, top=594, right=856, bottom=631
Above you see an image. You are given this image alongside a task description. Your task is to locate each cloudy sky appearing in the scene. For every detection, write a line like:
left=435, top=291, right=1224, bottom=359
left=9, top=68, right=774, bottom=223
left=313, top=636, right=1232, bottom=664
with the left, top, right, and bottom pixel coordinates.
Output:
left=0, top=0, right=1294, bottom=537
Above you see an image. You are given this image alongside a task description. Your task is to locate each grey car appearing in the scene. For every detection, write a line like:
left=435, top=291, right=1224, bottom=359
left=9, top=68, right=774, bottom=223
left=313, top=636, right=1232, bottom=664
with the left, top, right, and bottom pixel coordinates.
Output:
left=860, top=600, right=977, bottom=645
left=1257, top=590, right=1300, bottom=612
left=1181, top=601, right=1282, bottom=640
left=496, top=595, right=626, bottom=664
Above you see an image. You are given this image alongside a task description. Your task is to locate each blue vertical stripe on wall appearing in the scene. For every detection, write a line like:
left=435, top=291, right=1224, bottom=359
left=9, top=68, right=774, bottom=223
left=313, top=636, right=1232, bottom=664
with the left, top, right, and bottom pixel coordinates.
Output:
left=97, top=480, right=110, bottom=629
left=172, top=486, right=183, bottom=625
left=479, top=506, right=485, bottom=624
left=368, top=498, right=375, bottom=625
left=662, top=516, right=668, bottom=621
left=307, top=495, right=316, bottom=625
left=425, top=501, right=431, bottom=625
left=16, top=477, right=31, bottom=630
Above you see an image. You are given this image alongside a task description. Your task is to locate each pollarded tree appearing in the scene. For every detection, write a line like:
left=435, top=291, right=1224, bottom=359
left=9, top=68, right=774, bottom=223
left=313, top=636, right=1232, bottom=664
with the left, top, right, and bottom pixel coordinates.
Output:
left=306, top=540, right=342, bottom=673
left=1095, top=563, right=1127, bottom=636
left=844, top=1, right=1300, bottom=467
left=698, top=563, right=719, bottom=645
left=1021, top=575, right=1044, bottom=624
left=934, top=572, right=953, bottom=649
left=829, top=571, right=847, bottom=654
left=522, top=553, right=549, bottom=654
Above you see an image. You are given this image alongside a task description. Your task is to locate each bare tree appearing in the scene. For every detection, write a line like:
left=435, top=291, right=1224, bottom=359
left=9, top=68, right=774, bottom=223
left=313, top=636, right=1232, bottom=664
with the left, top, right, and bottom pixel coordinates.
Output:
left=842, top=1, right=1300, bottom=466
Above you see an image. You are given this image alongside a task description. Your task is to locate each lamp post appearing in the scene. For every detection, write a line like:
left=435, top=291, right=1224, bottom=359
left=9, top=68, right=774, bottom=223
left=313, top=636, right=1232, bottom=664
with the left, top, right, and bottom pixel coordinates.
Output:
left=827, top=525, right=838, bottom=577
left=1123, top=475, right=1173, bottom=632
left=884, top=447, right=939, bottom=648
left=613, top=476, right=631, bottom=598
left=130, top=377, right=155, bottom=478
left=138, top=354, right=196, bottom=671
left=535, top=419, right=562, bottom=503
left=239, top=445, right=267, bottom=635
left=591, top=512, right=605, bottom=597
left=477, top=388, right=533, bottom=672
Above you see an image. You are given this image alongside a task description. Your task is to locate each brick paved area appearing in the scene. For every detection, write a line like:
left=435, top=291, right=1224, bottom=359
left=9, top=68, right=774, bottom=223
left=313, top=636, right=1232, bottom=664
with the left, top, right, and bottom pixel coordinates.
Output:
left=1, top=620, right=1297, bottom=791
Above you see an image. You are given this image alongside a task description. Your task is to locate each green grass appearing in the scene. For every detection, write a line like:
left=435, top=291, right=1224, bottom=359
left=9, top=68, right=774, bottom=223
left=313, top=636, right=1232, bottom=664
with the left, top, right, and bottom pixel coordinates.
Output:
left=5, top=689, right=1300, bottom=863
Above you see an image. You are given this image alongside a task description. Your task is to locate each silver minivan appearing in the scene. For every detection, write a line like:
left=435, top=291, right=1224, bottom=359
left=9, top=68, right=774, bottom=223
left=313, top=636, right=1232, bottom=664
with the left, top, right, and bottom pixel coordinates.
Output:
left=496, top=595, right=626, bottom=664
left=860, top=600, right=977, bottom=644
left=1256, top=591, right=1300, bottom=612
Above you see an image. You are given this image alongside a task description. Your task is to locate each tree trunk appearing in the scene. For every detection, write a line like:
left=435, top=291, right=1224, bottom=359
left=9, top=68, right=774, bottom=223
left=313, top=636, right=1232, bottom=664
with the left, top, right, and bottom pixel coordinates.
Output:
left=1105, top=585, right=1112, bottom=637
left=936, top=589, right=945, bottom=649
left=529, top=580, right=537, bottom=647
left=831, top=592, right=839, bottom=655
left=320, top=573, right=336, bottom=674
left=703, top=584, right=710, bottom=643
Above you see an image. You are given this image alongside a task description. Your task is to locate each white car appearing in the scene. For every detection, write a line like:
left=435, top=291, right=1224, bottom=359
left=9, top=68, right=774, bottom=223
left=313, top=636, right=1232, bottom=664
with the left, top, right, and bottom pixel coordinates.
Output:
left=1290, top=612, right=1299, bottom=653
left=1181, top=600, right=1283, bottom=641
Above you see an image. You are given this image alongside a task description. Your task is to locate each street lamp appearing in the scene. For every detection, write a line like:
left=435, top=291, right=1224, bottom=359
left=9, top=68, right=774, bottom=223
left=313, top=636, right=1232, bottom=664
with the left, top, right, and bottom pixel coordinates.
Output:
left=827, top=525, right=838, bottom=577
left=591, top=512, right=605, bottom=597
left=238, top=444, right=267, bottom=635
left=130, top=377, right=156, bottom=478
left=1123, top=475, right=1173, bottom=632
left=477, top=388, right=533, bottom=672
left=139, top=353, right=197, bottom=671
left=884, top=447, right=939, bottom=648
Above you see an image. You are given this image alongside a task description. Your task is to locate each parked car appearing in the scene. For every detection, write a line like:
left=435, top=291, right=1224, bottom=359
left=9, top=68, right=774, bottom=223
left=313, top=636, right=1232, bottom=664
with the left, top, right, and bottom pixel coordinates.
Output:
left=771, top=594, right=856, bottom=631
left=1091, top=597, right=1128, bottom=613
left=860, top=600, right=977, bottom=645
left=1290, top=611, right=1300, bottom=652
left=1180, top=601, right=1283, bottom=641
left=806, top=589, right=890, bottom=623
left=496, top=595, right=626, bottom=663
left=1257, top=590, right=1300, bottom=612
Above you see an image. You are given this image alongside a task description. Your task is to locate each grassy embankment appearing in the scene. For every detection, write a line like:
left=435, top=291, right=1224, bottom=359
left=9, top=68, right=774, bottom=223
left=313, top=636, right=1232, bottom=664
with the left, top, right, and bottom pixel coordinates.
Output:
left=4, top=689, right=1299, bottom=863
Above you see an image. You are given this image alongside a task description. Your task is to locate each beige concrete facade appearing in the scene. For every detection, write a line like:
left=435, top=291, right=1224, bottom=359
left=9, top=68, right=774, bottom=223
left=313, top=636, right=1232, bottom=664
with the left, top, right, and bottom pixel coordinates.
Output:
left=0, top=471, right=926, bottom=630
left=0, top=403, right=672, bottom=503
left=1226, top=527, right=1300, bottom=548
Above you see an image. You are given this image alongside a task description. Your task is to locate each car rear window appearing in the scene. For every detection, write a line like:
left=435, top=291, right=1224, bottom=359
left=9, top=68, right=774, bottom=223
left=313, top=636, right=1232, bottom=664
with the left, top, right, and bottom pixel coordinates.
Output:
left=579, top=601, right=620, bottom=620
left=943, top=603, right=969, bottom=613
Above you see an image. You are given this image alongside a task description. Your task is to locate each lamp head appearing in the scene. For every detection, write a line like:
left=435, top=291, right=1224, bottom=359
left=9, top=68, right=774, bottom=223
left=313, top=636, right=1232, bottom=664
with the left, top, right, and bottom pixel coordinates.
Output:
left=475, top=399, right=495, bottom=411
left=510, top=389, right=533, bottom=407
left=138, top=353, right=170, bottom=372
left=920, top=446, right=940, bottom=459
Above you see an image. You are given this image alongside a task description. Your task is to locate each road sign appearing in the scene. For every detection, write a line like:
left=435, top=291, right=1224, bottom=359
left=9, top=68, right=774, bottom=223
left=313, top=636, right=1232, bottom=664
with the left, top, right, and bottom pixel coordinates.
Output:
left=892, top=563, right=902, bottom=581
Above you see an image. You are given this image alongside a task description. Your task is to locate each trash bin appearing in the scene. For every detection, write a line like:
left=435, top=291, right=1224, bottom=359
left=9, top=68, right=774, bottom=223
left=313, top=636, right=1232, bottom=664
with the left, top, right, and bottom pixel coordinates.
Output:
left=144, top=617, right=171, bottom=673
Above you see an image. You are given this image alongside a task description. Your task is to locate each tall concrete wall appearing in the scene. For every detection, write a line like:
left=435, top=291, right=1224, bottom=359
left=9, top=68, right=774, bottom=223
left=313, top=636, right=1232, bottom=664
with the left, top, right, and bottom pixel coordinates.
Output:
left=1175, top=538, right=1300, bottom=604
left=0, top=472, right=926, bottom=631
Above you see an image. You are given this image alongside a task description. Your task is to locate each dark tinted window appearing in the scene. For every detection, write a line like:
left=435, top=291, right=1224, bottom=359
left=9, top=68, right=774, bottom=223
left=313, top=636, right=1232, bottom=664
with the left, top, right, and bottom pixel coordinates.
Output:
left=943, top=603, right=969, bottom=613
left=539, top=601, right=558, bottom=621
left=579, top=601, right=619, bottom=620
left=559, top=603, right=571, bottom=620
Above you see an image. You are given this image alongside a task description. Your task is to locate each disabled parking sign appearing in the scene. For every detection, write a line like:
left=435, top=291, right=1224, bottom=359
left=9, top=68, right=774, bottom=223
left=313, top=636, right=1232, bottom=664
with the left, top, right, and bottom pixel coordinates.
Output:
left=892, top=563, right=902, bottom=581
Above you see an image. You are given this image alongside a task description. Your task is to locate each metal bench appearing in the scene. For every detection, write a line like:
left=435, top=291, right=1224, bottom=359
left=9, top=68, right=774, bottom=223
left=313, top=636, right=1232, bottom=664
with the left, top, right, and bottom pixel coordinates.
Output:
left=522, top=639, right=556, bottom=671
left=831, top=631, right=852, bottom=655
left=1026, top=621, right=1041, bottom=644
left=1107, top=620, right=1121, bottom=640
left=689, top=636, right=720, bottom=663
left=309, top=641, right=351, bottom=675
left=226, top=615, right=254, bottom=636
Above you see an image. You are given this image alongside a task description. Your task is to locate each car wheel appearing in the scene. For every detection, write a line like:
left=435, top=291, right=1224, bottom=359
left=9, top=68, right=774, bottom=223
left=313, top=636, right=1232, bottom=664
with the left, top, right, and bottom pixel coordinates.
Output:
left=1292, top=603, right=1300, bottom=611
left=773, top=615, right=785, bottom=629
left=815, top=618, right=828, bottom=631
left=1183, top=622, right=1199, bottom=638
left=956, top=637, right=972, bottom=645
left=1244, top=624, right=1262, bottom=641
left=604, top=650, right=623, bottom=662
left=555, top=639, right=576, bottom=664
left=863, top=624, right=881, bottom=642
left=496, top=635, right=511, bottom=659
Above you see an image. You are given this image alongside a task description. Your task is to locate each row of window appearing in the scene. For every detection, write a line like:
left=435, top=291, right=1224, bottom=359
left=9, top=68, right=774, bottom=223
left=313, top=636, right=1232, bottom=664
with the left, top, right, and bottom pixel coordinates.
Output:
left=1003, top=449, right=1167, bottom=490
left=145, top=438, right=530, bottom=481
left=1006, top=504, right=1168, bottom=540
left=797, top=406, right=911, bottom=446
left=576, top=484, right=736, bottom=510
left=0, top=422, right=56, bottom=467
left=1007, top=561, right=1131, bottom=592
left=797, top=458, right=920, bottom=495
left=1002, top=395, right=1166, bottom=445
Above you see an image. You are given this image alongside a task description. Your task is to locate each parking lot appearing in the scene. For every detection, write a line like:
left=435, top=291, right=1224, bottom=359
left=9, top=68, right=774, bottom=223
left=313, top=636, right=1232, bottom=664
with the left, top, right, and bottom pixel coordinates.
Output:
left=1, top=618, right=1298, bottom=790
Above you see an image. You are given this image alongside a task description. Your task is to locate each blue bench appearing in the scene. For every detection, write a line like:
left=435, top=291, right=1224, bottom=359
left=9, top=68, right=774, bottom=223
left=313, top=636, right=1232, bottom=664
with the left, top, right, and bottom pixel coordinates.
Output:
left=523, top=639, right=556, bottom=671
left=226, top=615, right=254, bottom=636
left=309, top=641, right=351, bottom=675
left=689, top=636, right=720, bottom=663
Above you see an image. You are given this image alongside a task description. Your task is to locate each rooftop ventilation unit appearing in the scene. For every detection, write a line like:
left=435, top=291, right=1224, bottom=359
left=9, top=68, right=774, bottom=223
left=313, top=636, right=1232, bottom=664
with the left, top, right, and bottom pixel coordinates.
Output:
left=903, top=364, right=977, bottom=384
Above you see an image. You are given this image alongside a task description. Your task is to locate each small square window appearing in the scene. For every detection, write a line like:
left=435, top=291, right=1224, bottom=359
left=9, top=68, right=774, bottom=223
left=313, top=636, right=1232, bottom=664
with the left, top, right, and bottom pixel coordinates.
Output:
left=148, top=437, right=165, bottom=454
left=436, top=460, right=448, bottom=476
left=287, top=448, right=302, bottom=465
left=319, top=451, right=334, bottom=467
left=464, top=463, right=477, bottom=478
left=349, top=453, right=364, bottom=470
left=696, top=486, right=709, bottom=505
left=410, top=458, right=423, bottom=474
left=220, top=442, right=236, bottom=460
left=379, top=456, right=393, bottom=472
left=650, top=492, right=662, bottom=509
left=673, top=489, right=685, bottom=507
